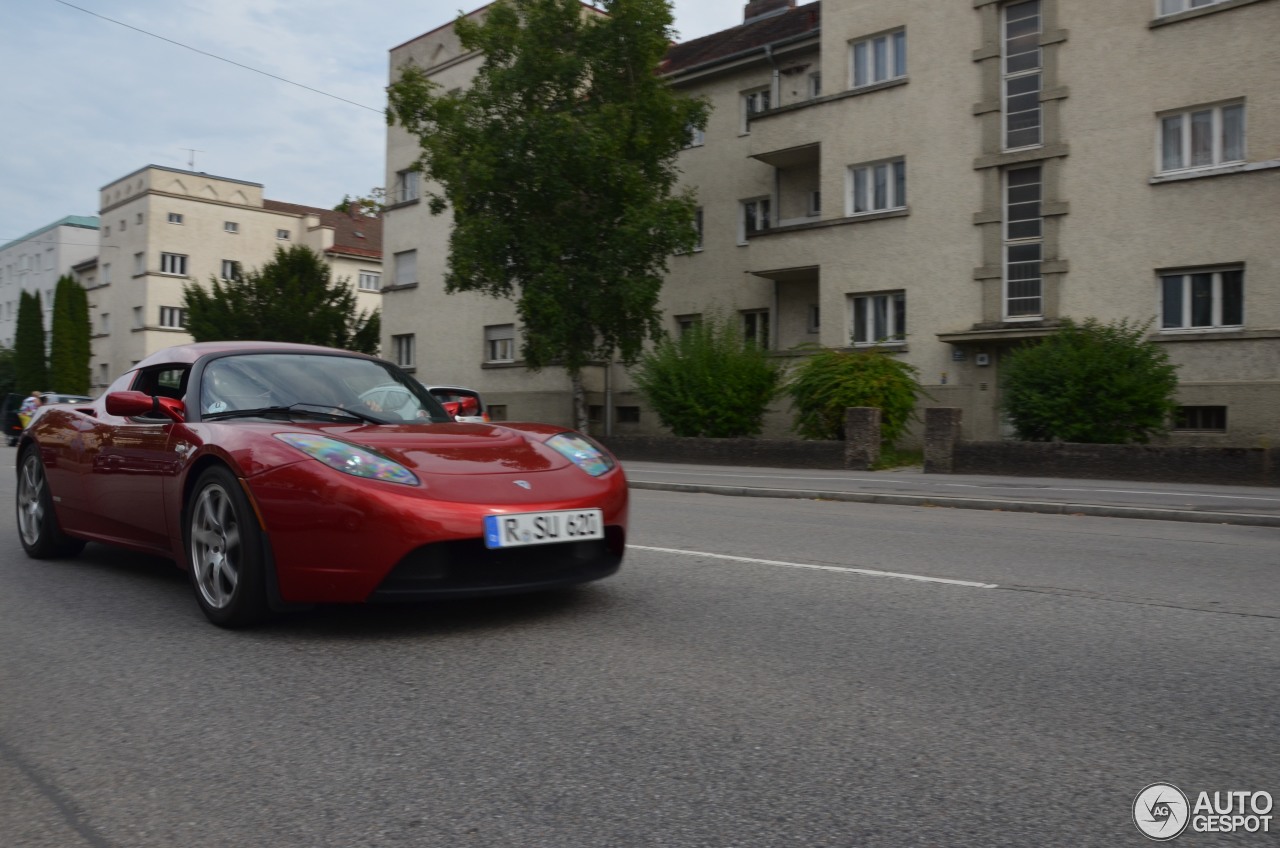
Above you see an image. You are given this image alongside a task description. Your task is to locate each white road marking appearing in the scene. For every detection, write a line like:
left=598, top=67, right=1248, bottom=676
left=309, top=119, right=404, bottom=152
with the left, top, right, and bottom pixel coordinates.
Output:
left=631, top=545, right=998, bottom=589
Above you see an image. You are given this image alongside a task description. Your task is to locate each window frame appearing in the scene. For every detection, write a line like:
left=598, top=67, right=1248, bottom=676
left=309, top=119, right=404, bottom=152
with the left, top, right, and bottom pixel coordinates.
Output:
left=741, top=86, right=772, bottom=133
left=224, top=221, right=240, bottom=234
left=167, top=212, right=184, bottom=225
left=740, top=197, right=772, bottom=243
left=358, top=271, right=381, bottom=292
left=1004, top=165, right=1044, bottom=320
left=395, top=170, right=421, bottom=204
left=1157, top=0, right=1229, bottom=15
left=392, top=333, right=416, bottom=369
left=849, top=291, right=906, bottom=346
left=849, top=28, right=907, bottom=89
left=741, top=309, right=771, bottom=349
left=158, top=306, right=187, bottom=329
left=1159, top=267, right=1244, bottom=332
left=846, top=159, right=907, bottom=216
left=1002, top=0, right=1043, bottom=152
left=485, top=324, right=516, bottom=363
left=276, top=229, right=291, bottom=240
left=393, top=250, right=417, bottom=287
left=1158, top=102, right=1246, bottom=174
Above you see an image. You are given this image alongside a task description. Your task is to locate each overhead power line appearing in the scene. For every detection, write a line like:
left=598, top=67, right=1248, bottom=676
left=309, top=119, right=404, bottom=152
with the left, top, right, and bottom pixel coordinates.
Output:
left=52, top=0, right=384, bottom=114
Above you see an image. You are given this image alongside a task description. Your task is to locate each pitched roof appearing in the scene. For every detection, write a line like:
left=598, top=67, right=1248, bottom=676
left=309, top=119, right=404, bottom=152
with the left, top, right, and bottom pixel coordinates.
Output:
left=662, top=1, right=821, bottom=76
left=263, top=199, right=383, bottom=260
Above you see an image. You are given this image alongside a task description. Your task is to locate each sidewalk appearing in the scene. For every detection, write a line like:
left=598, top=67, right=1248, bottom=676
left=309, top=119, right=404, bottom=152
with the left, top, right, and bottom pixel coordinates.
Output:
left=621, top=460, right=1280, bottom=528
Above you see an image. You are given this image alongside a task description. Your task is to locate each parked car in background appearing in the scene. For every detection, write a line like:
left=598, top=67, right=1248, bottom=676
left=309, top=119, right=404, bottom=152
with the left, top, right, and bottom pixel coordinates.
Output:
left=425, top=385, right=489, bottom=423
left=2, top=393, right=22, bottom=446
left=3, top=392, right=93, bottom=444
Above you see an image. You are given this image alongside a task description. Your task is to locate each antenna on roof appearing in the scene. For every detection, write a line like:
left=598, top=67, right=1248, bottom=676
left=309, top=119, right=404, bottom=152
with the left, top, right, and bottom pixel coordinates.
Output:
left=182, top=148, right=205, bottom=170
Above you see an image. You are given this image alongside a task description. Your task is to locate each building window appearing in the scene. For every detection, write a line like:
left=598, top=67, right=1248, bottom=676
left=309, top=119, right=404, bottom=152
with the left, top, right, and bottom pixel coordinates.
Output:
left=224, top=221, right=239, bottom=234
left=848, top=159, right=906, bottom=215
left=742, top=87, right=771, bottom=131
left=99, top=313, right=110, bottom=334
left=276, top=229, right=290, bottom=240
left=393, top=250, right=417, bottom=287
left=850, top=292, right=906, bottom=345
left=134, top=252, right=146, bottom=275
left=1158, top=0, right=1229, bottom=14
left=358, top=271, right=381, bottom=291
left=1160, top=268, right=1243, bottom=330
left=1003, top=0, right=1042, bottom=150
left=809, top=71, right=822, bottom=98
left=487, top=404, right=508, bottom=422
left=616, top=406, right=641, bottom=424
left=485, top=324, right=516, bottom=362
left=1005, top=165, right=1043, bottom=318
left=159, top=306, right=187, bottom=329
left=395, top=170, right=420, bottom=204
left=104, top=226, right=111, bottom=238
left=220, top=260, right=241, bottom=280
left=850, top=29, right=907, bottom=89
left=133, top=306, right=144, bottom=328
left=675, top=313, right=702, bottom=336
left=392, top=334, right=415, bottom=368
left=99, top=363, right=110, bottom=385
left=159, top=253, right=187, bottom=276
left=1159, top=103, right=1245, bottom=173
left=741, top=310, right=770, bottom=349
left=693, top=207, right=704, bottom=250
left=102, top=263, right=111, bottom=284
left=807, top=304, right=821, bottom=334
left=136, top=213, right=143, bottom=224
left=168, top=212, right=183, bottom=224
left=1173, top=405, right=1227, bottom=431
left=741, top=197, right=772, bottom=242
left=684, top=124, right=705, bottom=148
left=119, top=219, right=126, bottom=232
left=808, top=190, right=822, bottom=216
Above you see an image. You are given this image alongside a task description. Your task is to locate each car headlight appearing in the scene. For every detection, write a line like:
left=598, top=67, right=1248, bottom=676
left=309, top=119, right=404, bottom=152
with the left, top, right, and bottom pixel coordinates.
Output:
left=274, top=433, right=419, bottom=486
left=547, top=433, right=615, bottom=477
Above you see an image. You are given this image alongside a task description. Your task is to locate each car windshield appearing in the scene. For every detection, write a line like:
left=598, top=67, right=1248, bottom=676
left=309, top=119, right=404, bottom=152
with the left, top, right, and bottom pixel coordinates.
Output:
left=198, top=353, right=451, bottom=424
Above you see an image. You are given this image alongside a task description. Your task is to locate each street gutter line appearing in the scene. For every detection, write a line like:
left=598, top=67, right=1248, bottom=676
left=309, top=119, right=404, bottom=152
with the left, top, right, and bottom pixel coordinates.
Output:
left=631, top=545, right=999, bottom=589
left=629, top=481, right=1280, bottom=528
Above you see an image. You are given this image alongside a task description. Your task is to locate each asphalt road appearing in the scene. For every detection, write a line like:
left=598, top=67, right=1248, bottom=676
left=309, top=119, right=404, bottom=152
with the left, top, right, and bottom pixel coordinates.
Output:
left=2, top=459, right=1278, bottom=847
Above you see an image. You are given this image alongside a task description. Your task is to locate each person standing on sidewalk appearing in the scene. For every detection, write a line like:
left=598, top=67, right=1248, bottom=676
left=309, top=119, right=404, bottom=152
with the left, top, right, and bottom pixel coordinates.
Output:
left=18, top=390, right=43, bottom=429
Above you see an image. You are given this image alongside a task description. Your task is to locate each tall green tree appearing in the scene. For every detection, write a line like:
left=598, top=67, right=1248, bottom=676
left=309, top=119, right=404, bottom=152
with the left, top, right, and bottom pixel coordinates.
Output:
left=14, top=291, right=48, bottom=394
left=182, top=245, right=380, bottom=354
left=49, top=276, right=92, bottom=394
left=0, top=347, right=16, bottom=396
left=1001, top=317, right=1179, bottom=444
left=387, top=0, right=709, bottom=428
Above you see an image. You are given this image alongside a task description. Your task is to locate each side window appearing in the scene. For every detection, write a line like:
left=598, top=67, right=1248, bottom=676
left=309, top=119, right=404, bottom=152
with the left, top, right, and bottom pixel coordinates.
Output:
left=128, top=365, right=191, bottom=419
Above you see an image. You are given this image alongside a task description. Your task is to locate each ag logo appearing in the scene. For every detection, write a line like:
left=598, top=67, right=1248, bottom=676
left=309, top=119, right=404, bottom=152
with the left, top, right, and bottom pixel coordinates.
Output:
left=1134, top=783, right=1190, bottom=841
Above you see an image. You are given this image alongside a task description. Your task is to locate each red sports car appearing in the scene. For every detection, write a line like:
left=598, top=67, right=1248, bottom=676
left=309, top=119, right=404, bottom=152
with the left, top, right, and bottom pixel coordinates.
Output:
left=16, top=341, right=627, bottom=627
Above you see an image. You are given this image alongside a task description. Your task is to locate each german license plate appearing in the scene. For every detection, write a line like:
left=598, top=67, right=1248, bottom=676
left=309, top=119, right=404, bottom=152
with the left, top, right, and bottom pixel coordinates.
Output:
left=483, top=509, right=604, bottom=549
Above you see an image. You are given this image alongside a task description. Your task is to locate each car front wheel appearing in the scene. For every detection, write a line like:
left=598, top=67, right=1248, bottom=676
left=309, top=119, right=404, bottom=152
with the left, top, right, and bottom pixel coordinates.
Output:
left=16, top=447, right=86, bottom=559
left=185, top=466, right=270, bottom=628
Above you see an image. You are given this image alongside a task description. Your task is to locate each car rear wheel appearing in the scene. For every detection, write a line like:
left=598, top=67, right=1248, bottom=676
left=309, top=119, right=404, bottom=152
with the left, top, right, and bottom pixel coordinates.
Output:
left=16, top=447, right=86, bottom=559
left=185, top=466, right=269, bottom=628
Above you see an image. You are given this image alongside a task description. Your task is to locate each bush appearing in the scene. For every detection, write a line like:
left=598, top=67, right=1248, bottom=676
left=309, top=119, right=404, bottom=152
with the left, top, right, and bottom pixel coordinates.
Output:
left=630, top=315, right=782, bottom=438
left=1000, top=317, right=1179, bottom=444
left=786, top=347, right=922, bottom=445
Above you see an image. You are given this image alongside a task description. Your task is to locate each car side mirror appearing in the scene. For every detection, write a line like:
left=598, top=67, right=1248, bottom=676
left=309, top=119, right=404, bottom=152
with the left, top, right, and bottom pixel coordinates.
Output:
left=105, top=391, right=186, bottom=423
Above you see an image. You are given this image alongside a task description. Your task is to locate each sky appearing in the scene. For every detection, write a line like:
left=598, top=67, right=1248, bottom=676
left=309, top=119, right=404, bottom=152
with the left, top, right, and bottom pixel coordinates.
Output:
left=0, top=0, right=751, bottom=246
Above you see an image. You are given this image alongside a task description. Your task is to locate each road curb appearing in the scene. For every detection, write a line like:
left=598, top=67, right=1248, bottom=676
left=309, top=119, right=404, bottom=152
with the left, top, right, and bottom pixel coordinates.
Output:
left=629, top=480, right=1280, bottom=528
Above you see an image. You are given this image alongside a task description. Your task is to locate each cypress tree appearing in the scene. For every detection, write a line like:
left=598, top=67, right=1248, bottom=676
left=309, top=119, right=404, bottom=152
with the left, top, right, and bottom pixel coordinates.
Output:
left=14, top=291, right=48, bottom=394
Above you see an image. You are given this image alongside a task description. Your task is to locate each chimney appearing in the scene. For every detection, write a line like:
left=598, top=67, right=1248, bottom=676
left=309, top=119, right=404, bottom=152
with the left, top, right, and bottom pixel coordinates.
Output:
left=744, top=0, right=794, bottom=25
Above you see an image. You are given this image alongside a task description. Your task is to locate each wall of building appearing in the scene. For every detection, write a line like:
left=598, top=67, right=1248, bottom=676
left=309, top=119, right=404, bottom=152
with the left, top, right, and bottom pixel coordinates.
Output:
left=0, top=217, right=100, bottom=349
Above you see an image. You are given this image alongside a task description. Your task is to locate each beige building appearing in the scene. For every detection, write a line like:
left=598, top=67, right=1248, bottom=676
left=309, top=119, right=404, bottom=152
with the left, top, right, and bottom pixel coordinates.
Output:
left=0, top=216, right=100, bottom=350
left=89, top=166, right=384, bottom=390
left=383, top=0, right=1279, bottom=444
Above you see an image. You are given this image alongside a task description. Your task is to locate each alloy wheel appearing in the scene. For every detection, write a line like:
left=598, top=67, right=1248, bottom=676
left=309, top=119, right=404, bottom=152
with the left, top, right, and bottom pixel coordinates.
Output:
left=189, top=483, right=242, bottom=609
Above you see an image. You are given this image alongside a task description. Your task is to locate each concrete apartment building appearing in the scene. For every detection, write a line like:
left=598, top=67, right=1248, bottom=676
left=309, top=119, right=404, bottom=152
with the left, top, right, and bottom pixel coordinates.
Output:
left=89, top=165, right=384, bottom=390
left=0, top=216, right=100, bottom=349
left=383, top=0, right=1280, bottom=444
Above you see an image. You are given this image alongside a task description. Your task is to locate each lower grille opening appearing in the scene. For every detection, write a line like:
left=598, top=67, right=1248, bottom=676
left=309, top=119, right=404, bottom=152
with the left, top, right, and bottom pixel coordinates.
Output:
left=369, top=526, right=624, bottom=601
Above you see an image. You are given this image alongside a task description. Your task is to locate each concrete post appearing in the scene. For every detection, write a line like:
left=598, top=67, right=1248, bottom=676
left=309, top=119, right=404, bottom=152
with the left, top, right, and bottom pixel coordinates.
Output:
left=924, top=407, right=963, bottom=474
left=844, top=407, right=881, bottom=470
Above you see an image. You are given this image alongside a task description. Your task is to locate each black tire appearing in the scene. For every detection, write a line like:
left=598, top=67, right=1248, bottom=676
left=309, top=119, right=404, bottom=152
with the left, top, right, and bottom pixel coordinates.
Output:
left=184, top=466, right=270, bottom=628
left=16, top=446, right=86, bottom=559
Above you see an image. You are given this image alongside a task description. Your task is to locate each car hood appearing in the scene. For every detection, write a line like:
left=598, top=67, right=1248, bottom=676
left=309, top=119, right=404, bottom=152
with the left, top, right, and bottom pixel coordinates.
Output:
left=286, top=422, right=571, bottom=476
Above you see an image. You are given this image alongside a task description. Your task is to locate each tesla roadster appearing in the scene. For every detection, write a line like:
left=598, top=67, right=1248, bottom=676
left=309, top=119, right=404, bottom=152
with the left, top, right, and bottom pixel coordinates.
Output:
left=16, top=342, right=627, bottom=627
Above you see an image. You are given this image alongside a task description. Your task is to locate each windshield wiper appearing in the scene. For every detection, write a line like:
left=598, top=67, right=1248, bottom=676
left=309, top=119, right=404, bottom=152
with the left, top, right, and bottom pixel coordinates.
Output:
left=203, top=402, right=385, bottom=424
